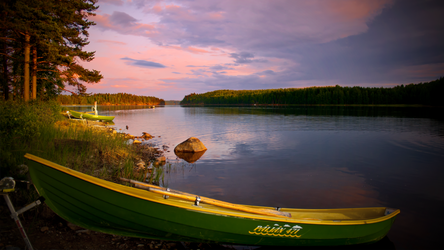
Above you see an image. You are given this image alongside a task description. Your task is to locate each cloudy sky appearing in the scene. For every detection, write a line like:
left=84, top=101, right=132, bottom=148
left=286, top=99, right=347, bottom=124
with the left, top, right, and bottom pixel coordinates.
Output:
left=80, top=0, right=444, bottom=100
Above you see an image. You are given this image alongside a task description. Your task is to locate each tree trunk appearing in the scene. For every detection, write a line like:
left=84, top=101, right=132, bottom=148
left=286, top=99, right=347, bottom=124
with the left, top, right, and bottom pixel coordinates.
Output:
left=24, top=33, right=30, bottom=101
left=32, top=46, right=37, bottom=100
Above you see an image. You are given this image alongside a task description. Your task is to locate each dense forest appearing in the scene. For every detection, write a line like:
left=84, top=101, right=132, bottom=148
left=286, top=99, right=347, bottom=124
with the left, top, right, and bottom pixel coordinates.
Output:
left=57, top=93, right=165, bottom=105
left=1, top=0, right=102, bottom=101
left=181, top=78, right=444, bottom=106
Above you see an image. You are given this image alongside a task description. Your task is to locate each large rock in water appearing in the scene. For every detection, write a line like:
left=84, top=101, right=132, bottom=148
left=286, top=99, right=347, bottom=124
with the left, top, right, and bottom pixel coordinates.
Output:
left=174, top=137, right=207, bottom=153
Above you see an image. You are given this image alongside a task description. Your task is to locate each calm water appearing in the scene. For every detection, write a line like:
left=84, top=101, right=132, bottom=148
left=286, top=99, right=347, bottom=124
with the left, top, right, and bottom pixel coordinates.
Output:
left=75, top=105, right=444, bottom=249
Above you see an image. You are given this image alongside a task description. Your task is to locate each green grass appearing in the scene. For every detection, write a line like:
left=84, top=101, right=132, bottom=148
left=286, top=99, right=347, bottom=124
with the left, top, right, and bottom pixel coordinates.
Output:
left=0, top=100, right=148, bottom=187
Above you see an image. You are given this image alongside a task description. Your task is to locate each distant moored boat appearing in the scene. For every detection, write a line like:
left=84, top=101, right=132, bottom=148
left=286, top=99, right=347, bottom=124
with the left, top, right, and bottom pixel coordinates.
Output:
left=67, top=110, right=115, bottom=122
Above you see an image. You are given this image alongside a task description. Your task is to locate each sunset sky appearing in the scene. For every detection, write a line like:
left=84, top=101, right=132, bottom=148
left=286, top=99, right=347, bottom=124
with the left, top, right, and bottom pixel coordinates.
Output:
left=80, top=0, right=444, bottom=100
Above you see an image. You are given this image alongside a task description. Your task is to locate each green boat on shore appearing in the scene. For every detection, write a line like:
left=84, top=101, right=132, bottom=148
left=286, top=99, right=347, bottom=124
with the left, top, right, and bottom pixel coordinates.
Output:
left=25, top=153, right=400, bottom=247
left=67, top=110, right=115, bottom=122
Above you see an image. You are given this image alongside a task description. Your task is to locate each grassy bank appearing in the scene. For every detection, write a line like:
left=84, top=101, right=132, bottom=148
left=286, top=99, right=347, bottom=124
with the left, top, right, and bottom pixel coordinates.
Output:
left=0, top=100, right=163, bottom=198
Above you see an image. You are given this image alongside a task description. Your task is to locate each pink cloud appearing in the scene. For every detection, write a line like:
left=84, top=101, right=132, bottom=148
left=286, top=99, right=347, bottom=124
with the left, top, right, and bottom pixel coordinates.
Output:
left=110, top=85, right=128, bottom=88
left=151, top=4, right=163, bottom=13
left=326, top=0, right=394, bottom=21
left=97, top=39, right=127, bottom=45
left=163, top=45, right=210, bottom=54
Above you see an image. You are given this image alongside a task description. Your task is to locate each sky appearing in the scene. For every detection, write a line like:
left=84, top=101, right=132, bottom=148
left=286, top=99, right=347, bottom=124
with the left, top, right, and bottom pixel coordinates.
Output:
left=79, top=0, right=444, bottom=100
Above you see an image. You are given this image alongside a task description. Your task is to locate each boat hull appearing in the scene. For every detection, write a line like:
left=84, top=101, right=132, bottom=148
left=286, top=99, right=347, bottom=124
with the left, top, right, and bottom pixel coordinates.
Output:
left=68, top=110, right=114, bottom=122
left=25, top=154, right=399, bottom=246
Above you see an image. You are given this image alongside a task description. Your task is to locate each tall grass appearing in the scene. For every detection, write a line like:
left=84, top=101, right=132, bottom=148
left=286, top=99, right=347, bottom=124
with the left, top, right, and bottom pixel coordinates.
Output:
left=0, top=100, right=143, bottom=183
left=0, top=100, right=60, bottom=178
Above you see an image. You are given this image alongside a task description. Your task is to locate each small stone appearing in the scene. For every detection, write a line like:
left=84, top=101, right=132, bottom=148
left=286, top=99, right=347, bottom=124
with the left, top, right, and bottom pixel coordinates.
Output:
left=40, top=226, right=49, bottom=232
left=135, top=159, right=146, bottom=169
left=166, top=243, right=177, bottom=248
left=76, top=229, right=89, bottom=234
left=142, top=132, right=153, bottom=140
left=155, top=156, right=166, bottom=163
left=67, top=222, right=82, bottom=231
left=137, top=244, right=144, bottom=247
left=133, top=140, right=142, bottom=144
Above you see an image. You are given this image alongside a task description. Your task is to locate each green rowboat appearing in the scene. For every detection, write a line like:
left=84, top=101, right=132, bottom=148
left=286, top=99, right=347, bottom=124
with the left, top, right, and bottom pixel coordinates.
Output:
left=24, top=153, right=399, bottom=247
left=68, top=110, right=115, bottom=122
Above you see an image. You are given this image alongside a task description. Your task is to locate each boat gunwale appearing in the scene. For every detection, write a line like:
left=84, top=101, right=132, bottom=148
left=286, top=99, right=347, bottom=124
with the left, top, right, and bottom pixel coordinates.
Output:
left=25, top=153, right=400, bottom=225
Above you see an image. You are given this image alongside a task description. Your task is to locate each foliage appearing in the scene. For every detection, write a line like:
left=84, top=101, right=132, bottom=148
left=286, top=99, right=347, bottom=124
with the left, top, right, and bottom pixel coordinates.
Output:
left=180, top=78, right=444, bottom=106
left=0, top=0, right=102, bottom=101
left=57, top=93, right=166, bottom=105
left=0, top=100, right=62, bottom=177
left=0, top=99, right=61, bottom=140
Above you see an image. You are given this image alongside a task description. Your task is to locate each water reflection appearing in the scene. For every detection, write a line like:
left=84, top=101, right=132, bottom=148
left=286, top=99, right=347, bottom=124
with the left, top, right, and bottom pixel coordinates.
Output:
left=174, top=150, right=206, bottom=163
left=183, top=105, right=444, bottom=120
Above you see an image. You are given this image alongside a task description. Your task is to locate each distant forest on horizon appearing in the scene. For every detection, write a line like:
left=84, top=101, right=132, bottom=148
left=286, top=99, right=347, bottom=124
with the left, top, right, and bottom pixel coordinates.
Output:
left=180, top=78, right=444, bottom=106
left=57, top=93, right=165, bottom=105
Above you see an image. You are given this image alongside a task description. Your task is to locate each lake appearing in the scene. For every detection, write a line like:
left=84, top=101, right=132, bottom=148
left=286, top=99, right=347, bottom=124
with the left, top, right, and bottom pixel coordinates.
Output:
left=72, top=105, right=444, bottom=249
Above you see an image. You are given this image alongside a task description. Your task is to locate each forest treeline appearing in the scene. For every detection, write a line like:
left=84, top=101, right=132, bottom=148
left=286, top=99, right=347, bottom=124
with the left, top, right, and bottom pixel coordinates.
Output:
left=57, top=93, right=165, bottom=105
left=181, top=78, right=444, bottom=106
